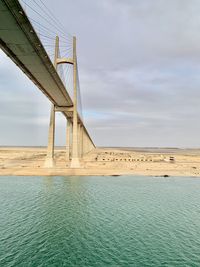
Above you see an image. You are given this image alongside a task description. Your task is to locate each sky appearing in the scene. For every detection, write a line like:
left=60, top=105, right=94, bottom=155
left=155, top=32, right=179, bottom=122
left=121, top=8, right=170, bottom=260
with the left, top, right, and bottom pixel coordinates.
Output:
left=1, top=0, right=200, bottom=147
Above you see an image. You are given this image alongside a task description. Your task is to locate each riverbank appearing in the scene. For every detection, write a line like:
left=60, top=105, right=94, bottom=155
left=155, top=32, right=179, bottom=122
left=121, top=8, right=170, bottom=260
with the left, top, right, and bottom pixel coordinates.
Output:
left=1, top=147, right=200, bottom=177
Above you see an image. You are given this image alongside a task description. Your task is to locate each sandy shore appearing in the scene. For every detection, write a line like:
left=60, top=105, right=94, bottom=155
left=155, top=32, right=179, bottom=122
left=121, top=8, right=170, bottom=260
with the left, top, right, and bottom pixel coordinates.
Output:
left=0, top=147, right=200, bottom=177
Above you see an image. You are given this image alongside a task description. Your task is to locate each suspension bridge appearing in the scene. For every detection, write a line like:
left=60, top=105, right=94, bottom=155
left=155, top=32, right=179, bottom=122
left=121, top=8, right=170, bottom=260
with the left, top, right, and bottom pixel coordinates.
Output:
left=0, top=0, right=95, bottom=168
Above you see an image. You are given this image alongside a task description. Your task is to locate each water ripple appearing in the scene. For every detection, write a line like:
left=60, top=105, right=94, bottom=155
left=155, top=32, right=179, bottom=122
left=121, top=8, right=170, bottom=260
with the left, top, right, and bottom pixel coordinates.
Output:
left=1, top=176, right=200, bottom=266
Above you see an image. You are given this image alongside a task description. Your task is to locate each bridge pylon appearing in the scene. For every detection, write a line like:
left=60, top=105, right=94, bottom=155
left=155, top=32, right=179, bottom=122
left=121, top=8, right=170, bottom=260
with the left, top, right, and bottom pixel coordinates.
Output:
left=70, top=36, right=80, bottom=168
left=44, top=35, right=95, bottom=168
left=66, top=120, right=72, bottom=162
left=44, top=36, right=59, bottom=168
left=44, top=35, right=81, bottom=168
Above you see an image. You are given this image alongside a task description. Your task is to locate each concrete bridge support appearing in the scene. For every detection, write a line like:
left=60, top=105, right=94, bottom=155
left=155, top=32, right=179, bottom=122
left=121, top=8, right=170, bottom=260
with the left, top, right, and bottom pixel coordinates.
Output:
left=80, top=125, right=83, bottom=158
left=44, top=35, right=95, bottom=168
left=82, top=128, right=95, bottom=155
left=77, top=123, right=81, bottom=158
left=70, top=36, right=80, bottom=168
left=44, top=36, right=59, bottom=168
left=44, top=104, right=55, bottom=167
left=66, top=119, right=72, bottom=162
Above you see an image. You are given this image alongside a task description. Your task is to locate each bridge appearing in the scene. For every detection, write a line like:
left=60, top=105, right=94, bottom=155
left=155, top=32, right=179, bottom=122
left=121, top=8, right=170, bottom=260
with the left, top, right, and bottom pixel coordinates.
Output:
left=0, top=0, right=95, bottom=168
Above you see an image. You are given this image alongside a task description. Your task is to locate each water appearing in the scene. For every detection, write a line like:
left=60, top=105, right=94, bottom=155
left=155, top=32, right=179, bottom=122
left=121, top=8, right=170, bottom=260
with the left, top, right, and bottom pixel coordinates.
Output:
left=0, top=176, right=200, bottom=267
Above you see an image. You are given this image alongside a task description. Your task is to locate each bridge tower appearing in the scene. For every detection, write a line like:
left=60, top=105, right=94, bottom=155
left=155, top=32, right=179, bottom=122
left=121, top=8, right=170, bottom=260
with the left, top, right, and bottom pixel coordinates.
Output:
left=44, top=36, right=82, bottom=168
left=44, top=36, right=59, bottom=168
left=70, top=37, right=80, bottom=168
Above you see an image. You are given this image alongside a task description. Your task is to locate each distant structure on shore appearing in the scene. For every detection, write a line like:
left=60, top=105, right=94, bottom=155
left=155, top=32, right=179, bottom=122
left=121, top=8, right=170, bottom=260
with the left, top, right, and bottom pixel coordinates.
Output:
left=0, top=0, right=95, bottom=168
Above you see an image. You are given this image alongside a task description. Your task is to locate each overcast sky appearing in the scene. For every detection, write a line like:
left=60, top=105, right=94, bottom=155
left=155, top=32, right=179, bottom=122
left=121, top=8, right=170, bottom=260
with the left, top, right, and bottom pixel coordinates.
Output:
left=1, top=0, right=200, bottom=147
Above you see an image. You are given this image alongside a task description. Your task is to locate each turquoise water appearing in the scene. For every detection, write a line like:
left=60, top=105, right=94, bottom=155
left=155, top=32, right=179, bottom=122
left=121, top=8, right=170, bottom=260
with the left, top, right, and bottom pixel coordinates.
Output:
left=1, top=176, right=200, bottom=266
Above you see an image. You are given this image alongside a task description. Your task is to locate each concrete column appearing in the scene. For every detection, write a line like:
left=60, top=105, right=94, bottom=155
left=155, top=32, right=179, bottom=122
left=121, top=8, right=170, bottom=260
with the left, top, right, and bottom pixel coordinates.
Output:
left=84, top=134, right=88, bottom=155
left=78, top=123, right=81, bottom=157
left=66, top=119, right=71, bottom=162
left=69, top=121, right=72, bottom=159
left=71, top=36, right=80, bottom=168
left=86, top=136, right=89, bottom=153
left=44, top=104, right=55, bottom=167
left=80, top=125, right=83, bottom=158
left=44, top=36, right=59, bottom=168
left=84, top=130, right=88, bottom=155
left=82, top=128, right=86, bottom=155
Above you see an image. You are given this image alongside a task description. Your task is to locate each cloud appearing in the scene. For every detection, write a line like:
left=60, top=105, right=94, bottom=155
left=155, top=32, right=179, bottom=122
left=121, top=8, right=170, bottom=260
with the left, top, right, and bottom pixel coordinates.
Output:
left=1, top=0, right=200, bottom=147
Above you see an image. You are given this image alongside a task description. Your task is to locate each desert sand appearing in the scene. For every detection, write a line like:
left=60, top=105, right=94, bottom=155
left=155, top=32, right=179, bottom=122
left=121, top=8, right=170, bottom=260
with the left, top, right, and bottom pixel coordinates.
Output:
left=0, top=146, right=200, bottom=177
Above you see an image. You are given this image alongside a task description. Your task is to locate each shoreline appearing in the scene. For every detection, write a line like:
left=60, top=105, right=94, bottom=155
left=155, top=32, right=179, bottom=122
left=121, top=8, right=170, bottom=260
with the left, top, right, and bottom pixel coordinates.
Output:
left=1, top=168, right=200, bottom=178
left=1, top=147, right=200, bottom=177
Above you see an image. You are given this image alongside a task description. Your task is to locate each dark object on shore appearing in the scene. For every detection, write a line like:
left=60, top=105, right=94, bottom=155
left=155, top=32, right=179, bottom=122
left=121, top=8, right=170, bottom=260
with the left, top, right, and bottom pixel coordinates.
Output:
left=112, top=175, right=121, bottom=177
left=163, top=175, right=169, bottom=177
left=169, top=156, right=175, bottom=162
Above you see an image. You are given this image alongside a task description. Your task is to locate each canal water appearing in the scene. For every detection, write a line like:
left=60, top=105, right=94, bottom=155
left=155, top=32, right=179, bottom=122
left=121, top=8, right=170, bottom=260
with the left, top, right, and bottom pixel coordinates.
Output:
left=0, top=175, right=200, bottom=266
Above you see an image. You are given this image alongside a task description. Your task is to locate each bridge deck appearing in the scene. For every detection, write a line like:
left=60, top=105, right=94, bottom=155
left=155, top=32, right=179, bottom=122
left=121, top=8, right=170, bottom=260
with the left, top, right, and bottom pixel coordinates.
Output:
left=0, top=0, right=72, bottom=107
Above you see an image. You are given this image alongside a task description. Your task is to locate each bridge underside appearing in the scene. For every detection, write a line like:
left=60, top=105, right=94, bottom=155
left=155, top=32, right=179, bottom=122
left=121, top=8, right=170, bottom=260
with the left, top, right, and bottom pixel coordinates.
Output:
left=0, top=0, right=73, bottom=107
